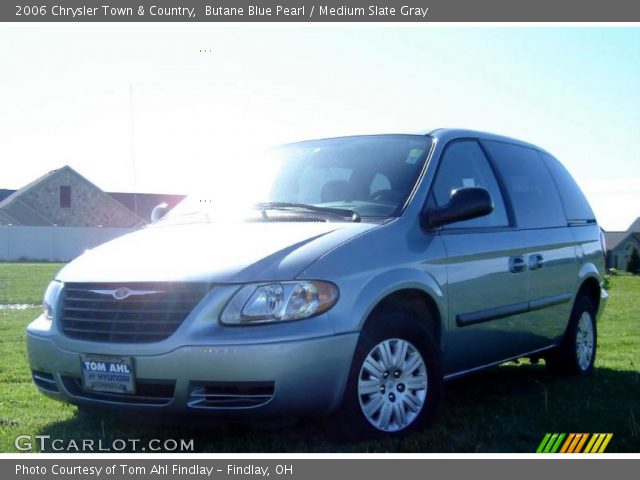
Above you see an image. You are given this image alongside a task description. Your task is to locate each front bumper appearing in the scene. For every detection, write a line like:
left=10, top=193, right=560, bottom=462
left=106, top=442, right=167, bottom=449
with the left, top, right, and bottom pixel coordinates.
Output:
left=597, top=284, right=608, bottom=321
left=27, top=331, right=359, bottom=420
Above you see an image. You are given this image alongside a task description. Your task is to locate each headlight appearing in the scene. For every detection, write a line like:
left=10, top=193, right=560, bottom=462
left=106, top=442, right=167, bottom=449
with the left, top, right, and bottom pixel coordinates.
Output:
left=43, top=280, right=63, bottom=321
left=221, top=281, right=338, bottom=325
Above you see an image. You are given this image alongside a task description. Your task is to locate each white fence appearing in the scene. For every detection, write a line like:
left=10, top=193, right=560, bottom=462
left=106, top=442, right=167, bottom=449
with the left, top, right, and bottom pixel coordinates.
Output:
left=0, top=226, right=135, bottom=262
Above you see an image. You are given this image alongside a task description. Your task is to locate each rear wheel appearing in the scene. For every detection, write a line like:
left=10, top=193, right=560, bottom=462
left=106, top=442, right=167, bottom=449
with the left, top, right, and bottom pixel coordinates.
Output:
left=546, top=296, right=597, bottom=375
left=337, top=311, right=442, bottom=438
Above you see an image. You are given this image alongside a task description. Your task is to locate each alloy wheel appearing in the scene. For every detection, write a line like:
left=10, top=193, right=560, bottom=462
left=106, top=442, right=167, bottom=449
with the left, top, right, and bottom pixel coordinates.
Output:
left=576, top=312, right=595, bottom=371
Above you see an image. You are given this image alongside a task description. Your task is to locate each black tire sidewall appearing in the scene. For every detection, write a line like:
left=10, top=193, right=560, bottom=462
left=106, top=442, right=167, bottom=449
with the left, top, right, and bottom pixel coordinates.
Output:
left=337, top=311, right=443, bottom=439
left=549, top=296, right=597, bottom=375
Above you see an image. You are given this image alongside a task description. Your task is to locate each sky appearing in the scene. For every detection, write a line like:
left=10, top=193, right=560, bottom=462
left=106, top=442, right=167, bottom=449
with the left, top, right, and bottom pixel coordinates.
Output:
left=0, top=26, right=638, bottom=230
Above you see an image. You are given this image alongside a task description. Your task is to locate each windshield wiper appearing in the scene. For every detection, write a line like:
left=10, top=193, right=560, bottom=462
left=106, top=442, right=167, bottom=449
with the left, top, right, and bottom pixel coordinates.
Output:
left=256, top=202, right=361, bottom=222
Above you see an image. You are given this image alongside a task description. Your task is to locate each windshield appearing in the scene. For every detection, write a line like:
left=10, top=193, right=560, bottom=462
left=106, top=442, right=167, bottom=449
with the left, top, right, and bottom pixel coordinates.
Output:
left=166, top=135, right=432, bottom=223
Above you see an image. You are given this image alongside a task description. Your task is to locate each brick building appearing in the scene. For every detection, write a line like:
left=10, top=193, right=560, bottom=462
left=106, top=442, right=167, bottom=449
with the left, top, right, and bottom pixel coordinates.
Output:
left=604, top=218, right=640, bottom=271
left=0, top=166, right=183, bottom=228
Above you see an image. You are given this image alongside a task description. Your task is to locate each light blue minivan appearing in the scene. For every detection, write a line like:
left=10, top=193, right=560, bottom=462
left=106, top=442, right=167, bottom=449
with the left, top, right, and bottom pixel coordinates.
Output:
left=27, top=129, right=607, bottom=437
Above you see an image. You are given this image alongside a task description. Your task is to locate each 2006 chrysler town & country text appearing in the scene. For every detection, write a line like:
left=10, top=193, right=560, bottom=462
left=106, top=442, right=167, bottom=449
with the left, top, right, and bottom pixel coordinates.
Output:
left=27, top=129, right=607, bottom=437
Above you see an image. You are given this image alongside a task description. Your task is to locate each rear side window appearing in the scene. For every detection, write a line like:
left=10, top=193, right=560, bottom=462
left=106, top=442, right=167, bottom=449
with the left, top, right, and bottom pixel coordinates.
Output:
left=431, top=140, right=509, bottom=229
left=539, top=152, right=595, bottom=223
left=483, top=141, right=565, bottom=229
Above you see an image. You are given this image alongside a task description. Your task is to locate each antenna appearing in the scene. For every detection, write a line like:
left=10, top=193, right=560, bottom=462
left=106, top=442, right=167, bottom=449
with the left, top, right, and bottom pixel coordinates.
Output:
left=130, top=85, right=138, bottom=217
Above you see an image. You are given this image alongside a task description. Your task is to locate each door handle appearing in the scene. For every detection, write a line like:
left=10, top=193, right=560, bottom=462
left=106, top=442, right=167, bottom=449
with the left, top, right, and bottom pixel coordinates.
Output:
left=509, top=256, right=528, bottom=273
left=529, top=254, right=544, bottom=271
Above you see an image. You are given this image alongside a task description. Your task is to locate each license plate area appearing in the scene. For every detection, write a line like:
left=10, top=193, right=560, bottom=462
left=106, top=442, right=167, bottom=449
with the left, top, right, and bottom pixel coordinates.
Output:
left=81, top=354, right=135, bottom=394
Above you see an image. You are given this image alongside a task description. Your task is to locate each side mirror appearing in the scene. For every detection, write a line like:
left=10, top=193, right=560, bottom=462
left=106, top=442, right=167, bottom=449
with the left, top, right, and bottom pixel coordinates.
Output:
left=150, top=202, right=169, bottom=223
left=423, top=187, right=493, bottom=229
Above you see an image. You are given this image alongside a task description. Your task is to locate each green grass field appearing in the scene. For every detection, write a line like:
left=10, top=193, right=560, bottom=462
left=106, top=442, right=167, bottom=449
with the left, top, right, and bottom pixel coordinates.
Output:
left=0, top=263, right=65, bottom=305
left=0, top=263, right=638, bottom=452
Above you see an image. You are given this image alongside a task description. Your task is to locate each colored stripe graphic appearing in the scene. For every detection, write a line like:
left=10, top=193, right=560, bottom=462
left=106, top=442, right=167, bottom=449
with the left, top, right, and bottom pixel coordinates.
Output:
left=543, top=433, right=559, bottom=453
left=592, top=433, right=606, bottom=452
left=574, top=434, right=589, bottom=453
left=538, top=433, right=613, bottom=453
left=560, top=433, right=575, bottom=453
left=598, top=433, right=614, bottom=453
left=536, top=433, right=552, bottom=453
left=584, top=434, right=598, bottom=453
left=567, top=433, right=583, bottom=453
left=549, top=433, right=566, bottom=453
left=584, top=433, right=614, bottom=453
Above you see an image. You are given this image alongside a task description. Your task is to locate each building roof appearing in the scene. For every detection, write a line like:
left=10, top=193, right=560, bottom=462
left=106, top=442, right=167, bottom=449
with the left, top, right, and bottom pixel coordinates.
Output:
left=0, top=189, right=15, bottom=203
left=603, top=217, right=640, bottom=251
left=0, top=166, right=147, bottom=227
left=0, top=200, right=54, bottom=226
left=0, top=166, right=185, bottom=227
left=627, top=217, right=640, bottom=232
left=605, top=231, right=640, bottom=252
left=108, top=192, right=185, bottom=222
left=0, top=188, right=184, bottom=223
left=604, top=231, right=632, bottom=251
left=0, top=168, right=61, bottom=211
left=0, top=169, right=63, bottom=226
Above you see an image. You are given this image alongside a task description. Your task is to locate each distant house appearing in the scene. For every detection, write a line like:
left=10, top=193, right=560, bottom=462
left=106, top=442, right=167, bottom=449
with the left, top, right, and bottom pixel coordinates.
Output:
left=604, top=218, right=640, bottom=271
left=0, top=189, right=14, bottom=203
left=108, top=191, right=185, bottom=222
left=0, top=166, right=184, bottom=228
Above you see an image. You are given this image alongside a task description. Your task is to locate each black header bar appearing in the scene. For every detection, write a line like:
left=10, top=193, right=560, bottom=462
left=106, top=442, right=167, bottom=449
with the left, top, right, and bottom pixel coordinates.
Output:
left=3, top=0, right=640, bottom=22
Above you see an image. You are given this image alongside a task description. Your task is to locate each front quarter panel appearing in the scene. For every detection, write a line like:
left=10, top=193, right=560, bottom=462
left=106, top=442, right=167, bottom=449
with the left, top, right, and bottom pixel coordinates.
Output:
left=297, top=219, right=448, bottom=343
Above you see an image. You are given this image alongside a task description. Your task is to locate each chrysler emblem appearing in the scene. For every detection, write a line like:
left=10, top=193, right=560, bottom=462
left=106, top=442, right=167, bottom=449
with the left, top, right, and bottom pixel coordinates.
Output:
left=89, top=287, right=164, bottom=300
left=113, top=287, right=131, bottom=300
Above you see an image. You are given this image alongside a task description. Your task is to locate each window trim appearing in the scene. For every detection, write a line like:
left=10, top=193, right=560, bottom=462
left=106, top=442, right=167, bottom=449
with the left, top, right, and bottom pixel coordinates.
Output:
left=537, top=150, right=596, bottom=226
left=477, top=140, right=518, bottom=228
left=479, top=139, right=568, bottom=231
left=424, top=137, right=513, bottom=233
left=398, top=136, right=437, bottom=217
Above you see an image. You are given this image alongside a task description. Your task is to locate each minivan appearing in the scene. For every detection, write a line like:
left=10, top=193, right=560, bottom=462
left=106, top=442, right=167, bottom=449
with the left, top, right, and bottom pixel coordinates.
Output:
left=27, top=129, right=607, bottom=437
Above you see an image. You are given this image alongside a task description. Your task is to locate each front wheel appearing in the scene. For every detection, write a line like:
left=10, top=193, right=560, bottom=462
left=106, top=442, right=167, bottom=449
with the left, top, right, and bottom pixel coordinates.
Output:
left=336, top=312, right=442, bottom=438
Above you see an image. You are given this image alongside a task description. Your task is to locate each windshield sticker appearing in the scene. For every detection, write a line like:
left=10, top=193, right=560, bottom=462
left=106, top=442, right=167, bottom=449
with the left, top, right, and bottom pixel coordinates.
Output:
left=405, top=149, right=424, bottom=164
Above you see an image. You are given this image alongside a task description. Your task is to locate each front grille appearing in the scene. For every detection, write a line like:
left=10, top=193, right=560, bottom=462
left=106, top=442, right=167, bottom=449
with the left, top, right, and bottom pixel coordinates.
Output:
left=60, top=282, right=211, bottom=343
left=62, top=376, right=175, bottom=405
left=188, top=381, right=275, bottom=409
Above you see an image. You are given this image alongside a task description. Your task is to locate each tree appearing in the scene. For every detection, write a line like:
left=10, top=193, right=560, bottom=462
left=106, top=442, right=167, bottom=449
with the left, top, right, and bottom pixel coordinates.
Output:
left=627, top=246, right=640, bottom=274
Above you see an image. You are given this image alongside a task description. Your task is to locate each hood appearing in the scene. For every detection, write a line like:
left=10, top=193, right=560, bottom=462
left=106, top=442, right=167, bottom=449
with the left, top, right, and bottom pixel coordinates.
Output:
left=56, top=221, right=378, bottom=283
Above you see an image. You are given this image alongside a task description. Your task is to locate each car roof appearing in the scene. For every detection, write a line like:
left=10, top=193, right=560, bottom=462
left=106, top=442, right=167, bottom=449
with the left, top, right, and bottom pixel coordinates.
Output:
left=282, top=129, right=551, bottom=156
left=421, top=128, right=549, bottom=154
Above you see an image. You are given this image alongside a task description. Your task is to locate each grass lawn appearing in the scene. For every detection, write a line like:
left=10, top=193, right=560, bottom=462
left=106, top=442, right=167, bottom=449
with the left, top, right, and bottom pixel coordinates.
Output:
left=0, top=263, right=65, bottom=305
left=0, top=263, right=638, bottom=453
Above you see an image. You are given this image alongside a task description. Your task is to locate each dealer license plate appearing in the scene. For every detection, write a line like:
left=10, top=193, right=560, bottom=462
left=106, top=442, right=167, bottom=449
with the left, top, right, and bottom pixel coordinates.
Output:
left=81, top=354, right=135, bottom=394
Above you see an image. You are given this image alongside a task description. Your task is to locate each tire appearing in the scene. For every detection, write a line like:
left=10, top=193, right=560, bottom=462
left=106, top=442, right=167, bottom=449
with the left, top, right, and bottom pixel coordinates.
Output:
left=545, top=296, right=597, bottom=375
left=336, top=310, right=443, bottom=439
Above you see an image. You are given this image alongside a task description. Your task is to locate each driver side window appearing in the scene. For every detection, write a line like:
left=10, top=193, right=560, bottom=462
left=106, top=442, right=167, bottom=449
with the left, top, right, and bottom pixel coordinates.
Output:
left=431, top=140, right=509, bottom=229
